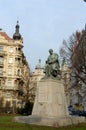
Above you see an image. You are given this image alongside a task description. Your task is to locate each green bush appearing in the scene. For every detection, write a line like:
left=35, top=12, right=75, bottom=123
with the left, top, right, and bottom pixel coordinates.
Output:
left=17, top=101, right=33, bottom=115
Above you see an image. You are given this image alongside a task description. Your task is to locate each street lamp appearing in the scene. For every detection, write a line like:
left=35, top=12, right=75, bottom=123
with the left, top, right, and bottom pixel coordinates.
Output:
left=83, top=0, right=86, bottom=2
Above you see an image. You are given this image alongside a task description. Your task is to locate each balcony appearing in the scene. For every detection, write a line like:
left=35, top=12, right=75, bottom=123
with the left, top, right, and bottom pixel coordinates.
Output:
left=13, top=85, right=19, bottom=90
left=5, top=86, right=13, bottom=90
left=5, top=86, right=19, bottom=90
left=0, top=85, right=4, bottom=89
left=0, top=50, right=6, bottom=56
left=15, top=51, right=22, bottom=57
left=0, top=62, right=4, bottom=67
left=0, top=73, right=4, bottom=77
left=15, top=62, right=22, bottom=68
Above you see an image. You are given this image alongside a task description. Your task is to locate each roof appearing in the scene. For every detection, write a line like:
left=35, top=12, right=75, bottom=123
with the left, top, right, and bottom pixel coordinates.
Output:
left=0, top=32, right=12, bottom=40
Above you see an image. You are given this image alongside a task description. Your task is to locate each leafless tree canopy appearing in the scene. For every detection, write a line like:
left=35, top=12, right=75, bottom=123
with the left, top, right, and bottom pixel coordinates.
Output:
left=60, top=30, right=86, bottom=85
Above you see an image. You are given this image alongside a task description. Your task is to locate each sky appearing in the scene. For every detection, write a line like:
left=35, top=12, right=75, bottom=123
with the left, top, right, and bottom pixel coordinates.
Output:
left=0, top=0, right=86, bottom=71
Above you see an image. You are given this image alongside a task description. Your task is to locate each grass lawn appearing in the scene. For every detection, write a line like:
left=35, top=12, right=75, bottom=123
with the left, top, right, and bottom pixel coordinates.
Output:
left=0, top=115, right=86, bottom=130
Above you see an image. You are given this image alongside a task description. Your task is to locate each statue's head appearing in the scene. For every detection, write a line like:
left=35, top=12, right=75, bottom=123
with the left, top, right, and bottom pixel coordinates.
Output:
left=49, top=49, right=53, bottom=54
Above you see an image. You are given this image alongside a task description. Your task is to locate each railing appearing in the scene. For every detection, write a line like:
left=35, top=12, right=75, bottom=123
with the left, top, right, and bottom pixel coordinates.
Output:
left=5, top=86, right=19, bottom=90
left=0, top=85, right=4, bottom=89
left=0, top=50, right=6, bottom=56
left=0, top=73, right=3, bottom=77
left=15, top=51, right=22, bottom=57
left=15, top=62, right=22, bottom=67
left=0, top=85, right=19, bottom=90
left=13, top=85, right=19, bottom=90
left=0, top=62, right=4, bottom=66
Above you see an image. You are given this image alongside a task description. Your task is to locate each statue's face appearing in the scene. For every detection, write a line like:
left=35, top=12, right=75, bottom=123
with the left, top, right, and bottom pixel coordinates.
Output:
left=49, top=49, right=53, bottom=54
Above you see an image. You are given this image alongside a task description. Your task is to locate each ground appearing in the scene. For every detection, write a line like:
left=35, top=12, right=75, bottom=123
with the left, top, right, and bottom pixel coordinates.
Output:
left=0, top=114, right=86, bottom=130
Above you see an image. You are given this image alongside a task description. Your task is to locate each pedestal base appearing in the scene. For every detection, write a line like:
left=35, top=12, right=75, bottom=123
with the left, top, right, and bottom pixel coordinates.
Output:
left=14, top=115, right=85, bottom=127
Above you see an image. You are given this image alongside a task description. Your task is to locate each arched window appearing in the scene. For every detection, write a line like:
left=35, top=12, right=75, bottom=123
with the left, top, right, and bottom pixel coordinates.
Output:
left=17, top=69, right=21, bottom=76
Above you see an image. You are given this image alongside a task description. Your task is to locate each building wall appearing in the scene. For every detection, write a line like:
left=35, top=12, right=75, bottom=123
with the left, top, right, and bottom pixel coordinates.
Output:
left=0, top=31, right=30, bottom=111
left=61, top=62, right=71, bottom=106
left=29, top=59, right=45, bottom=102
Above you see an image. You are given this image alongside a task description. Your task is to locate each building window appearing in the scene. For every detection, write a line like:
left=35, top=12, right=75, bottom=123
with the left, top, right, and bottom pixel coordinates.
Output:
left=12, top=100, right=16, bottom=106
left=6, top=92, right=11, bottom=98
left=9, top=58, right=13, bottom=64
left=0, top=46, right=3, bottom=51
left=7, top=80, right=12, bottom=89
left=17, top=69, right=21, bottom=76
left=0, top=68, right=3, bottom=75
left=7, top=80, right=12, bottom=85
left=0, top=57, right=3, bottom=64
left=8, top=68, right=12, bottom=75
left=9, top=47, right=13, bottom=53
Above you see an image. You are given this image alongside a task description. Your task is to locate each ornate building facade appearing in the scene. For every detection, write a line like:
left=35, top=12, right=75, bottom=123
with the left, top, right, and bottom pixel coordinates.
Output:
left=0, top=21, right=30, bottom=110
left=29, top=59, right=45, bottom=102
left=61, top=58, right=71, bottom=106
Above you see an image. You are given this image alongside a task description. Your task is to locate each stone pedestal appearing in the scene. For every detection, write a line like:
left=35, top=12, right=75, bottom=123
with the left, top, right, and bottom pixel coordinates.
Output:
left=14, top=79, right=85, bottom=127
left=32, top=79, right=69, bottom=117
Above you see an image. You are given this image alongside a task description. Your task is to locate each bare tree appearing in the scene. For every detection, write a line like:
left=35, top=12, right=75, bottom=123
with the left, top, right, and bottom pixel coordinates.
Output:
left=72, top=30, right=86, bottom=84
left=60, top=32, right=77, bottom=66
left=60, top=30, right=86, bottom=85
left=5, top=101, right=11, bottom=113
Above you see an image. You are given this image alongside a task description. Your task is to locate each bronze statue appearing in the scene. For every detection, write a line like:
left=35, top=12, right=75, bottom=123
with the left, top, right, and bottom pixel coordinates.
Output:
left=44, top=49, right=60, bottom=79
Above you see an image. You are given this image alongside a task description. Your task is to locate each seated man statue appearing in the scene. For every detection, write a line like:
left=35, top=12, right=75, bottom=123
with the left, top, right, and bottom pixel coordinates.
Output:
left=44, top=49, right=60, bottom=79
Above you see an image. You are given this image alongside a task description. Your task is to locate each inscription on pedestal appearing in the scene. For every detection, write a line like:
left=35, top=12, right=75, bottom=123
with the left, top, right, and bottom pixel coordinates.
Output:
left=57, top=93, right=63, bottom=105
left=38, top=85, right=47, bottom=102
